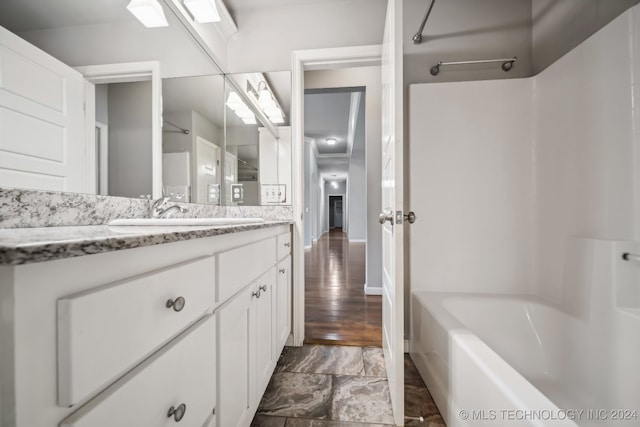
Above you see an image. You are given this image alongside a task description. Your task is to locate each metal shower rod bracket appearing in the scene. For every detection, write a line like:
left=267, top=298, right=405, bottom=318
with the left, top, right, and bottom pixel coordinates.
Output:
left=430, top=57, right=517, bottom=76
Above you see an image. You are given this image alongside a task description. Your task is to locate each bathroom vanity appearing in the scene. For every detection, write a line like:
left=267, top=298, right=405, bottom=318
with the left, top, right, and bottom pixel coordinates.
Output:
left=0, top=222, right=292, bottom=427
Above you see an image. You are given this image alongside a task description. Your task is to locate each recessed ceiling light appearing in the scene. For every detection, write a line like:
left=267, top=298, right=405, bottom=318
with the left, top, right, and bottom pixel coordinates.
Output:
left=326, top=138, right=337, bottom=146
left=127, top=0, right=169, bottom=28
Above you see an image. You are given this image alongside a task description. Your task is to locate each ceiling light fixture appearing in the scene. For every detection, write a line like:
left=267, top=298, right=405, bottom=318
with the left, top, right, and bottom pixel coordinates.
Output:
left=226, top=92, right=257, bottom=125
left=183, top=0, right=221, bottom=23
left=326, top=138, right=337, bottom=146
left=127, top=0, right=169, bottom=28
left=248, top=81, right=285, bottom=124
left=332, top=182, right=338, bottom=189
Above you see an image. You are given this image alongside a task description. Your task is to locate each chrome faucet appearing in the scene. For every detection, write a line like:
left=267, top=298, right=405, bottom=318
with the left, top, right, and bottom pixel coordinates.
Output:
left=151, top=196, right=188, bottom=218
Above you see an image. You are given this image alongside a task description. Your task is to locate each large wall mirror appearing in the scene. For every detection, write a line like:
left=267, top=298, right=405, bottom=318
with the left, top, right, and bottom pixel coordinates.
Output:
left=160, top=71, right=291, bottom=207
left=0, top=1, right=292, bottom=206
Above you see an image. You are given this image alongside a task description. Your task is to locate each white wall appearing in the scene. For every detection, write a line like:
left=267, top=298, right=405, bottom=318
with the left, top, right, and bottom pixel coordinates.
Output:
left=95, top=84, right=108, bottom=125
left=108, top=81, right=153, bottom=198
left=348, top=96, right=367, bottom=242
left=533, top=6, right=639, bottom=304
left=531, top=0, right=640, bottom=74
left=408, top=4, right=640, bottom=309
left=18, top=20, right=218, bottom=78
left=304, top=140, right=314, bottom=247
left=409, top=79, right=535, bottom=295
left=226, top=0, right=387, bottom=73
left=305, top=66, right=383, bottom=289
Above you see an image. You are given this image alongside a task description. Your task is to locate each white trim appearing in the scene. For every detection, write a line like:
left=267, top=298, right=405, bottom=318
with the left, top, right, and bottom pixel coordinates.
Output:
left=364, top=283, right=383, bottom=295
left=95, top=121, right=109, bottom=196
left=76, top=61, right=163, bottom=198
left=349, top=239, right=367, bottom=243
left=304, top=245, right=312, bottom=250
left=84, top=80, right=96, bottom=194
left=291, top=45, right=382, bottom=347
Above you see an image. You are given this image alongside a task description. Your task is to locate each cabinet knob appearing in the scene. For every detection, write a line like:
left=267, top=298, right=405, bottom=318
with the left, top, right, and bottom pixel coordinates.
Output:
left=166, top=296, right=186, bottom=312
left=279, top=268, right=286, bottom=274
left=284, top=242, right=291, bottom=248
left=259, top=284, right=267, bottom=292
left=167, top=403, right=186, bottom=422
left=252, top=290, right=261, bottom=299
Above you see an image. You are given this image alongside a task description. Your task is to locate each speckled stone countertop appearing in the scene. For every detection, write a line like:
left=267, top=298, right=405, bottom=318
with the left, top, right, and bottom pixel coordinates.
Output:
left=0, top=221, right=291, bottom=265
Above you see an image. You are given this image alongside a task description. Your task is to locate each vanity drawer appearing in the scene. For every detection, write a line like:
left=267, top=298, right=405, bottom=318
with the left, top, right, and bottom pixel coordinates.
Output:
left=218, top=237, right=276, bottom=302
left=57, top=256, right=215, bottom=406
left=60, top=314, right=216, bottom=427
left=276, top=232, right=291, bottom=261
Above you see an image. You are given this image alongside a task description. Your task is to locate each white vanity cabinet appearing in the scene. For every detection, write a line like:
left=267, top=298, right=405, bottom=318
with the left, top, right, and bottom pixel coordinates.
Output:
left=0, top=224, right=292, bottom=427
left=218, top=233, right=292, bottom=427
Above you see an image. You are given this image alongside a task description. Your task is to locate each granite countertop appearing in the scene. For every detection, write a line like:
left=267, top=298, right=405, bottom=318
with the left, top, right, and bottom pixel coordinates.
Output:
left=0, top=221, right=291, bottom=265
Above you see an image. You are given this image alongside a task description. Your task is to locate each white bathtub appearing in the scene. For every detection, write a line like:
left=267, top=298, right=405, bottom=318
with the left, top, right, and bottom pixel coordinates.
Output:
left=410, top=291, right=640, bottom=427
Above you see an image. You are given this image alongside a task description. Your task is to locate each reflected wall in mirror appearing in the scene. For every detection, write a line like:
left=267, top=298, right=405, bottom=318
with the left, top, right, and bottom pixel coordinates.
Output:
left=162, top=75, right=224, bottom=204
left=0, top=0, right=221, bottom=198
left=224, top=71, right=292, bottom=206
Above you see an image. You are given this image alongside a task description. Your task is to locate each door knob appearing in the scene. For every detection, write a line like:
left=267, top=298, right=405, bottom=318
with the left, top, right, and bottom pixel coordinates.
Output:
left=404, top=211, right=416, bottom=224
left=379, top=212, right=394, bottom=225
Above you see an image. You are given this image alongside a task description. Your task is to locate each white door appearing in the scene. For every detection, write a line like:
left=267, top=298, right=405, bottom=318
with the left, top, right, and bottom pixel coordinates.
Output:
left=381, top=0, right=404, bottom=425
left=195, top=136, right=220, bottom=204
left=0, top=26, right=87, bottom=193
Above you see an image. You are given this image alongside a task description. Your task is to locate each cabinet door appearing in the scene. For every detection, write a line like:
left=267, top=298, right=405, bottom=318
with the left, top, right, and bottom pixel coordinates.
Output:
left=218, top=287, right=254, bottom=427
left=60, top=315, right=216, bottom=427
left=255, top=268, right=277, bottom=400
left=276, top=256, right=292, bottom=354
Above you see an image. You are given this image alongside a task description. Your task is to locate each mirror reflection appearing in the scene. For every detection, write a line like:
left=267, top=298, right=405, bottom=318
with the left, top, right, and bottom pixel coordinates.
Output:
left=224, top=71, right=292, bottom=206
left=162, top=75, right=224, bottom=204
left=0, top=1, right=293, bottom=206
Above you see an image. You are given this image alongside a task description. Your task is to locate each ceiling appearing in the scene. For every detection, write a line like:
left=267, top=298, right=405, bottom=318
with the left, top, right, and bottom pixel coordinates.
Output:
left=304, top=90, right=365, bottom=182
left=304, top=92, right=352, bottom=155
left=0, top=0, right=134, bottom=32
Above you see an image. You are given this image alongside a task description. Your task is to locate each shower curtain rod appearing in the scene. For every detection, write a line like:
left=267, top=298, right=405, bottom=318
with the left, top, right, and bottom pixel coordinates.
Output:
left=430, top=57, right=517, bottom=76
left=413, top=0, right=437, bottom=45
left=163, top=119, right=190, bottom=135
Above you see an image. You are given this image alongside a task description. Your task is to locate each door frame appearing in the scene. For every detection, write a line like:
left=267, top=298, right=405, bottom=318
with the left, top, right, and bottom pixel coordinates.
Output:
left=327, top=194, right=344, bottom=229
left=75, top=61, right=163, bottom=198
left=95, top=121, right=109, bottom=196
left=291, top=45, right=382, bottom=346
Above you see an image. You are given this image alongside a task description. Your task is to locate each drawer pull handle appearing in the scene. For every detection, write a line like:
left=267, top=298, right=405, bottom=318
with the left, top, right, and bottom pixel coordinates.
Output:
left=279, top=268, right=286, bottom=274
left=168, top=403, right=186, bottom=422
left=166, top=296, right=186, bottom=312
left=284, top=242, right=291, bottom=248
left=259, top=284, right=268, bottom=292
left=252, top=290, right=261, bottom=299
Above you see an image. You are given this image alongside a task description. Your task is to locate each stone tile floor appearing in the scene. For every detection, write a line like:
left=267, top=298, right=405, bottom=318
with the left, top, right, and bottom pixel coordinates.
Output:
left=251, top=345, right=446, bottom=427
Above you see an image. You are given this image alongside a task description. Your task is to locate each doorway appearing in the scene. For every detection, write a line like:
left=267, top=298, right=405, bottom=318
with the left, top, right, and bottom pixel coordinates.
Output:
left=329, top=195, right=343, bottom=229
left=302, top=81, right=382, bottom=347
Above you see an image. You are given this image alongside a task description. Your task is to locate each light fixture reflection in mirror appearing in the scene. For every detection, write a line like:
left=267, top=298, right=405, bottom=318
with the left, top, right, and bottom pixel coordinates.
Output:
left=224, top=71, right=292, bottom=207
left=0, top=0, right=224, bottom=199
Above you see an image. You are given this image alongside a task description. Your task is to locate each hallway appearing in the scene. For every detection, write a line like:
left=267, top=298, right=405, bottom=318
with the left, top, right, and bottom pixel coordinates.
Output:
left=305, top=229, right=382, bottom=347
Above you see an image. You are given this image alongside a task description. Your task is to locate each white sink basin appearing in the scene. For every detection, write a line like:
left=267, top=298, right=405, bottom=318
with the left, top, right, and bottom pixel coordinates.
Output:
left=108, top=218, right=265, bottom=226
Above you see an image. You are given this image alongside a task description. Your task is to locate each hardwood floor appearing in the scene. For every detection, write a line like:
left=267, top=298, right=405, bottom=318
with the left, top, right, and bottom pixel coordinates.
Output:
left=304, top=229, right=382, bottom=347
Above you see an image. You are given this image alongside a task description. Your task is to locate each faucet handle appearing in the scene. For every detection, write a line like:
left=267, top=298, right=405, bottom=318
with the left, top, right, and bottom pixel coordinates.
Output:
left=151, top=196, right=171, bottom=218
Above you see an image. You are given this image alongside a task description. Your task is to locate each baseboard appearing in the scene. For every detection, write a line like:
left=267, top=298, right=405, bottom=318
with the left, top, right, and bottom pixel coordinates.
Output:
left=304, top=244, right=312, bottom=250
left=404, top=339, right=410, bottom=353
left=349, top=239, right=366, bottom=243
left=364, top=283, right=383, bottom=295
